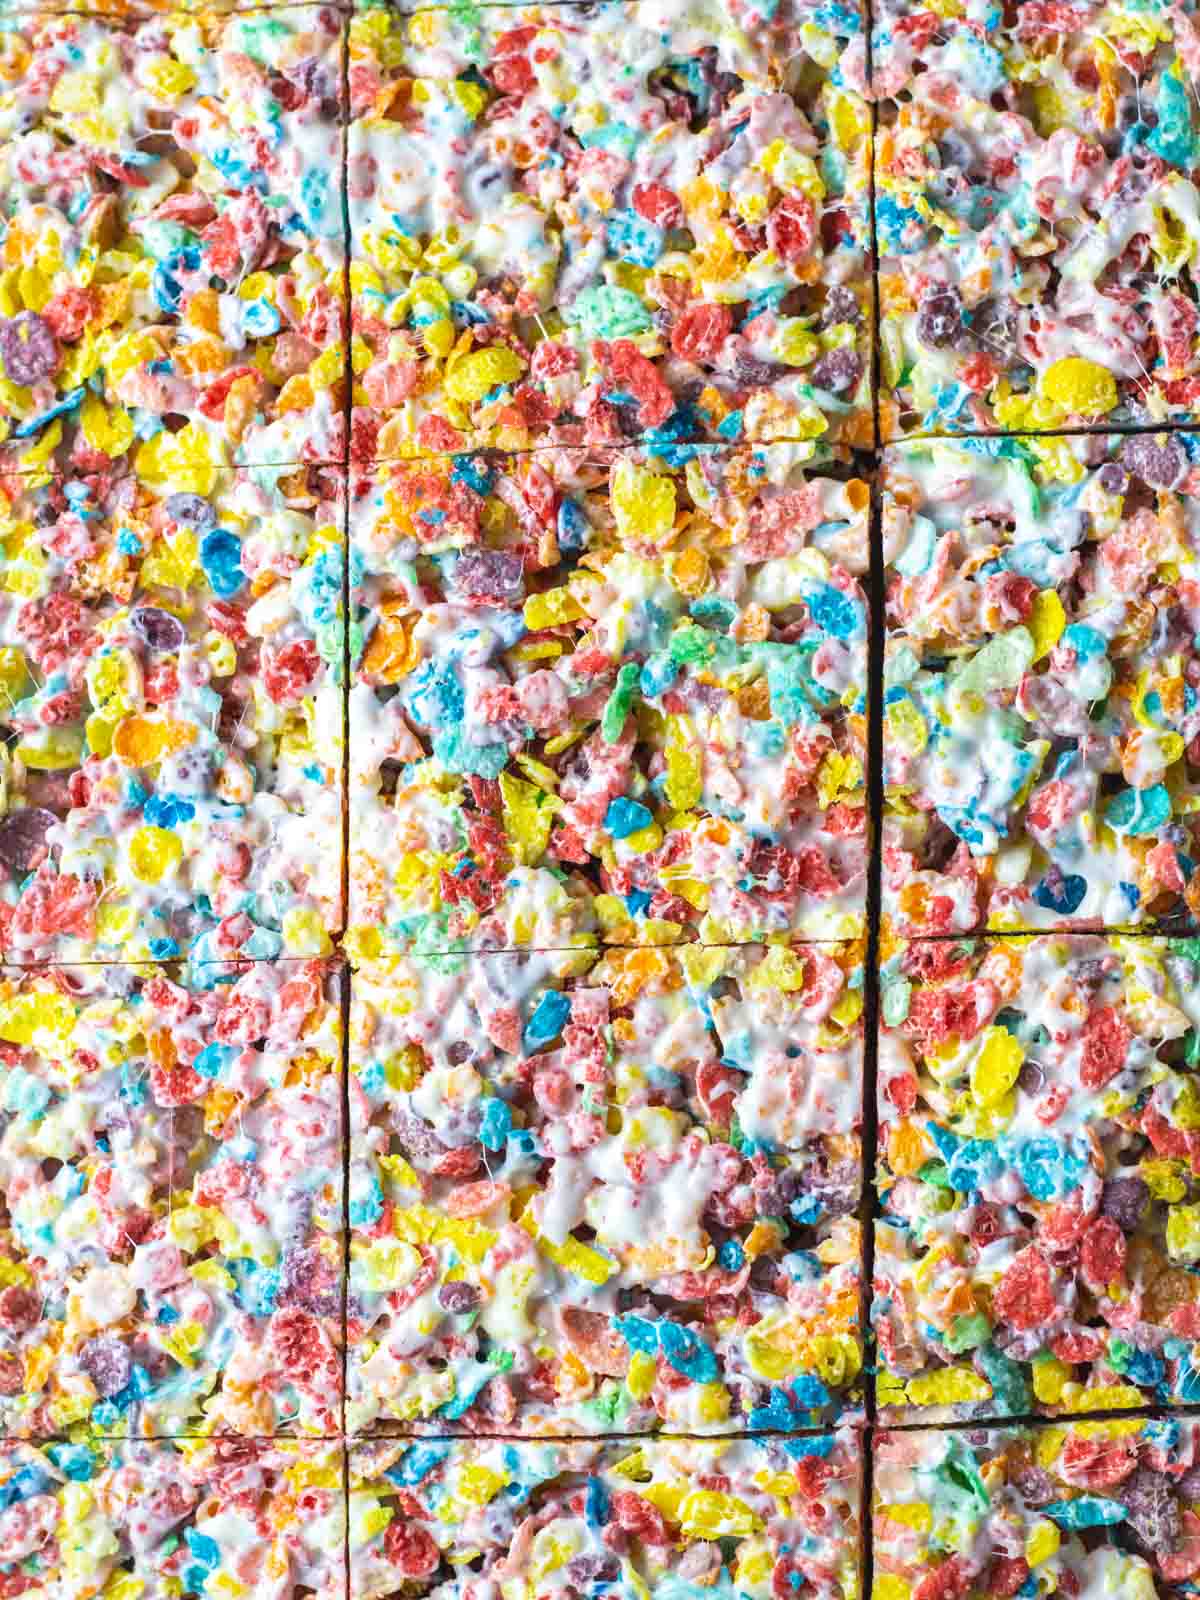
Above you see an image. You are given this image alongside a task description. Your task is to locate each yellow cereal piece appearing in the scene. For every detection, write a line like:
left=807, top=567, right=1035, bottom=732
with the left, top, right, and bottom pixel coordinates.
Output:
left=736, top=1548, right=776, bottom=1589
left=1167, top=1203, right=1200, bottom=1262
left=458, top=1466, right=508, bottom=1506
left=500, top=772, right=556, bottom=866
left=970, top=1027, right=1024, bottom=1107
left=612, top=458, right=676, bottom=543
left=128, top=826, right=184, bottom=884
left=695, top=1381, right=730, bottom=1424
left=1032, top=1355, right=1070, bottom=1405
left=664, top=715, right=703, bottom=810
left=886, top=695, right=927, bottom=755
left=1069, top=1384, right=1145, bottom=1412
left=524, top=588, right=585, bottom=628
left=626, top=1350, right=657, bottom=1401
left=444, top=347, right=526, bottom=404
left=282, top=907, right=333, bottom=956
left=904, top=1367, right=992, bottom=1406
left=1029, top=589, right=1066, bottom=661
left=80, top=393, right=135, bottom=459
left=1025, top=1521, right=1060, bottom=1568
left=0, top=990, right=75, bottom=1046
left=143, top=55, right=197, bottom=96
left=15, top=727, right=83, bottom=770
left=881, top=1503, right=931, bottom=1534
left=1144, top=1159, right=1188, bottom=1202
left=1037, top=357, right=1118, bottom=415
left=103, top=1578, right=146, bottom=1600
left=519, top=1209, right=615, bottom=1285
left=678, top=1491, right=762, bottom=1538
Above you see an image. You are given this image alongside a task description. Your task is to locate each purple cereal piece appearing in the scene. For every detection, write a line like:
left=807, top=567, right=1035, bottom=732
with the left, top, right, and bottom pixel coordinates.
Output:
left=77, top=1334, right=133, bottom=1398
left=131, top=606, right=187, bottom=654
left=454, top=550, right=525, bottom=604
left=438, top=1280, right=481, bottom=1313
left=915, top=287, right=964, bottom=350
left=821, top=285, right=863, bottom=328
left=164, top=493, right=217, bottom=531
left=1116, top=1468, right=1181, bottom=1553
left=1120, top=434, right=1188, bottom=490
left=811, top=349, right=863, bottom=395
left=1101, top=1176, right=1149, bottom=1232
left=0, top=808, right=57, bottom=874
left=0, top=313, right=58, bottom=385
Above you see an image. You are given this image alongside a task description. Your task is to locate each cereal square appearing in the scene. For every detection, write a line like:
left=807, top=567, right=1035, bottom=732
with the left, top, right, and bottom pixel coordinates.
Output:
left=350, top=1431, right=862, bottom=1598
left=347, top=0, right=872, bottom=458
left=876, top=933, right=1200, bottom=1423
left=882, top=431, right=1200, bottom=937
left=348, top=442, right=869, bottom=958
left=0, top=957, right=344, bottom=1437
left=347, top=943, right=863, bottom=1433
left=0, top=460, right=344, bottom=964
left=0, top=9, right=345, bottom=473
left=876, top=1417, right=1200, bottom=1600
left=0, top=1435, right=345, bottom=1595
left=873, top=0, right=1200, bottom=438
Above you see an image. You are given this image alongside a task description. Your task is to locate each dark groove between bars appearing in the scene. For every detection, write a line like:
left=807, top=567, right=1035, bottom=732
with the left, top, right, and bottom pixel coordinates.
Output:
left=38, top=1393, right=1200, bottom=1444
left=356, top=404, right=1200, bottom=470
left=858, top=5, right=883, bottom=1586
left=338, top=18, right=355, bottom=1600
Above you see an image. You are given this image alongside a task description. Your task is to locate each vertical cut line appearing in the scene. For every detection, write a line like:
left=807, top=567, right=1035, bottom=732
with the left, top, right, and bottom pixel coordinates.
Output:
left=338, top=0, right=354, bottom=1477
left=861, top=478, right=884, bottom=1439
left=861, top=43, right=884, bottom=1585
left=340, top=6, right=354, bottom=944
left=859, top=0, right=885, bottom=1491
left=861, top=0, right=883, bottom=1456
left=861, top=0, right=885, bottom=1525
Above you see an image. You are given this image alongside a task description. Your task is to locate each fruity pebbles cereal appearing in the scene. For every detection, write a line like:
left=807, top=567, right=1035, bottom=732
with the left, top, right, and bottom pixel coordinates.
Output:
left=16, top=1, right=1200, bottom=1595
left=350, top=1430, right=862, bottom=1600
left=0, top=460, right=345, bottom=964
left=875, top=1417, right=1200, bottom=1600
left=882, top=431, right=1200, bottom=937
left=348, top=442, right=869, bottom=958
left=0, top=1435, right=344, bottom=1597
left=346, top=0, right=872, bottom=459
left=347, top=942, right=863, bottom=1432
left=876, top=933, right=1200, bottom=1424
left=0, top=9, right=346, bottom=473
left=0, top=958, right=344, bottom=1438
left=872, top=0, right=1200, bottom=439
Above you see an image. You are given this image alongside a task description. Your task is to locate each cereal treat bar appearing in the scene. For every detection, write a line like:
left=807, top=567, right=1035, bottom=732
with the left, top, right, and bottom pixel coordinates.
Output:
left=350, top=1431, right=862, bottom=1600
left=0, top=460, right=344, bottom=964
left=0, top=1435, right=344, bottom=1597
left=873, top=0, right=1200, bottom=438
left=347, top=0, right=871, bottom=459
left=876, top=933, right=1200, bottom=1422
left=0, top=9, right=345, bottom=474
left=0, top=958, right=344, bottom=1437
left=875, top=1417, right=1200, bottom=1600
left=349, top=442, right=869, bottom=957
left=882, top=431, right=1200, bottom=936
left=348, top=942, right=863, bottom=1433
